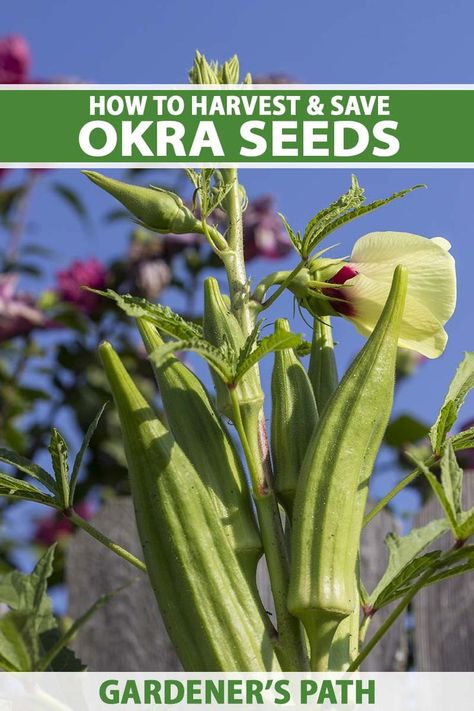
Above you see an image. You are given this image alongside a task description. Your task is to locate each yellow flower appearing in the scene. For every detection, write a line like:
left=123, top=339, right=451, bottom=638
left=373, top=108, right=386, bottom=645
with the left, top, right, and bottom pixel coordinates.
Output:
left=318, top=232, right=456, bottom=359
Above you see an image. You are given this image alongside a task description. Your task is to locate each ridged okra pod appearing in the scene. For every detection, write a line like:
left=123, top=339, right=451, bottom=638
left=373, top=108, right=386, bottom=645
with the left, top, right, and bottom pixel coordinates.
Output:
left=99, top=342, right=280, bottom=671
left=203, top=276, right=264, bottom=422
left=83, top=171, right=203, bottom=235
left=308, top=316, right=339, bottom=413
left=136, top=317, right=262, bottom=574
left=289, top=265, right=408, bottom=671
left=271, top=318, right=318, bottom=517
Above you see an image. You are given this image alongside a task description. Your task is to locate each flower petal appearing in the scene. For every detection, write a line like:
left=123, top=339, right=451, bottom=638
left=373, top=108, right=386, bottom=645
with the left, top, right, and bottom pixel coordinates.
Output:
left=346, top=271, right=448, bottom=358
left=350, top=231, right=456, bottom=327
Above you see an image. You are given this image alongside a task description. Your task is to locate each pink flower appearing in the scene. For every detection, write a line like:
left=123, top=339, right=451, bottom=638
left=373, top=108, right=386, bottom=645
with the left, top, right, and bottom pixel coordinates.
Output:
left=243, top=196, right=292, bottom=262
left=0, top=274, right=50, bottom=342
left=56, top=259, right=107, bottom=315
left=34, top=501, right=94, bottom=547
left=0, top=35, right=31, bottom=84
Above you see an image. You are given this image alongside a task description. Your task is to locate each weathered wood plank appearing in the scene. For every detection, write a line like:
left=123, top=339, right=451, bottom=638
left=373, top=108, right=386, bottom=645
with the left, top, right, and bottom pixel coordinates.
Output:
left=360, top=503, right=408, bottom=671
left=414, top=476, right=474, bottom=671
left=67, top=497, right=406, bottom=670
left=67, top=497, right=181, bottom=671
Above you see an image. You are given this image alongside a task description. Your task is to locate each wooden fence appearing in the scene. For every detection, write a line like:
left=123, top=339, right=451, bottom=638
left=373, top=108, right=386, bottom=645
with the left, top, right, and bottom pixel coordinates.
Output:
left=67, top=488, right=473, bottom=671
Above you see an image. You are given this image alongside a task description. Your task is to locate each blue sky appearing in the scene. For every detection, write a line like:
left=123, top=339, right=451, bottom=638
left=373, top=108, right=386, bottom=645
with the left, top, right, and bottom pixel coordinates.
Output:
left=2, top=1, right=474, bottom=513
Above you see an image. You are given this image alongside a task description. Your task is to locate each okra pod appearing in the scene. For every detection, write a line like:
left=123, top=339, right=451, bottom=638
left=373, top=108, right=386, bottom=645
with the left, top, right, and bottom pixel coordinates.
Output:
left=271, top=318, right=318, bottom=517
left=99, top=342, right=280, bottom=671
left=289, top=265, right=408, bottom=670
left=83, top=171, right=203, bottom=235
left=136, top=317, right=262, bottom=574
left=308, top=316, right=339, bottom=413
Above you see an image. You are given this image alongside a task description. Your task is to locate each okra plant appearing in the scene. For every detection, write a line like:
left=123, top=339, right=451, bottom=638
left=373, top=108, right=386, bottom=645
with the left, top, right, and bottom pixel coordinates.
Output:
left=1, top=52, right=474, bottom=672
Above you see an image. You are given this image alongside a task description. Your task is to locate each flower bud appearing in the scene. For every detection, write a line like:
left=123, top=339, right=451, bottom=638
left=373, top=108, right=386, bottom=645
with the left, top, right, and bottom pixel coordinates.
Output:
left=83, top=171, right=203, bottom=235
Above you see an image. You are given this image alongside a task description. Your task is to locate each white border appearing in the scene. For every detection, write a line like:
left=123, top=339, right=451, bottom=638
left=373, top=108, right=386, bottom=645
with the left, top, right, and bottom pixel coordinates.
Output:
left=1, top=83, right=473, bottom=168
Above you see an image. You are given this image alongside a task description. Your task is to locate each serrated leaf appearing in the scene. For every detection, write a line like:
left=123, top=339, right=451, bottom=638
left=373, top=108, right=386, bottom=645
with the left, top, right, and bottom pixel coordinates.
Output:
left=458, top=506, right=474, bottom=540
left=0, top=472, right=60, bottom=508
left=0, top=611, right=32, bottom=671
left=302, top=175, right=365, bottom=256
left=236, top=320, right=262, bottom=370
left=48, top=429, right=70, bottom=508
left=94, top=290, right=203, bottom=340
left=70, top=402, right=107, bottom=504
left=0, top=449, right=56, bottom=494
left=451, top=425, right=474, bottom=451
left=0, top=546, right=85, bottom=671
left=412, top=454, right=461, bottom=538
left=150, top=339, right=233, bottom=384
left=235, top=329, right=303, bottom=382
left=441, top=440, right=463, bottom=517
left=278, top=213, right=302, bottom=253
left=430, top=353, right=474, bottom=454
left=303, top=181, right=423, bottom=258
left=369, top=518, right=449, bottom=610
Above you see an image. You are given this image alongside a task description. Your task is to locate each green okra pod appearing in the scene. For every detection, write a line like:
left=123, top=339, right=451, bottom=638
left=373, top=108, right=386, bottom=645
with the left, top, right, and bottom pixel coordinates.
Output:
left=288, top=265, right=408, bottom=671
left=271, top=318, right=318, bottom=517
left=136, top=317, right=262, bottom=574
left=99, top=341, right=280, bottom=671
left=83, top=171, right=203, bottom=235
left=308, top=316, right=339, bottom=413
left=203, top=276, right=263, bottom=421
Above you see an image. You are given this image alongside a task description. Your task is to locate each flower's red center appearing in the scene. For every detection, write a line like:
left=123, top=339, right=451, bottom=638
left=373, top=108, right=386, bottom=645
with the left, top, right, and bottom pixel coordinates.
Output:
left=322, top=265, right=358, bottom=317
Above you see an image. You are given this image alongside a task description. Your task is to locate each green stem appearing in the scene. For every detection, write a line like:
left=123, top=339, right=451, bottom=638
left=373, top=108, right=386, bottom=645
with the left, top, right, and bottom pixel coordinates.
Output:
left=67, top=510, right=147, bottom=574
left=349, top=541, right=462, bottom=671
left=230, top=385, right=307, bottom=671
left=363, top=458, right=435, bottom=527
left=359, top=614, right=371, bottom=647
left=348, top=566, right=434, bottom=671
left=257, top=260, right=307, bottom=312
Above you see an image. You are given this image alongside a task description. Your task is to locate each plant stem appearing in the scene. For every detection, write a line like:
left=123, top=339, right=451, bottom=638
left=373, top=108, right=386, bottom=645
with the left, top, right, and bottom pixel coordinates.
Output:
left=363, top=457, right=435, bottom=527
left=258, top=260, right=307, bottom=312
left=350, top=540, right=464, bottom=672
left=229, top=390, right=307, bottom=670
left=67, top=510, right=147, bottom=574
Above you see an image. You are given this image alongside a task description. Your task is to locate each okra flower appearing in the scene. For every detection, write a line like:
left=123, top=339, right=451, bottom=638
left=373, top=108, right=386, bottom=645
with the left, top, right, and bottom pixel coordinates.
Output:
left=300, top=232, right=456, bottom=358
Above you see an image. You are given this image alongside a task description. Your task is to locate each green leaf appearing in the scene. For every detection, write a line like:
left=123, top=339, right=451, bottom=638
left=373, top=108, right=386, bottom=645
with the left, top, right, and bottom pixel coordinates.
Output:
left=440, top=441, right=463, bottom=517
left=302, top=174, right=365, bottom=256
left=0, top=547, right=85, bottom=671
left=384, top=414, right=430, bottom=448
left=458, top=506, right=474, bottom=540
left=95, top=290, right=203, bottom=340
left=48, top=429, right=70, bottom=508
left=430, top=352, right=474, bottom=454
left=0, top=472, right=60, bottom=508
left=369, top=518, right=449, bottom=610
left=278, top=213, right=302, bottom=253
left=301, top=177, right=423, bottom=257
left=150, top=339, right=233, bottom=384
left=70, top=402, right=107, bottom=504
left=235, top=329, right=303, bottom=382
left=451, top=425, right=474, bottom=451
left=38, top=582, right=131, bottom=671
left=52, top=183, right=89, bottom=226
left=0, top=611, right=32, bottom=671
left=0, top=449, right=57, bottom=494
left=412, top=454, right=461, bottom=538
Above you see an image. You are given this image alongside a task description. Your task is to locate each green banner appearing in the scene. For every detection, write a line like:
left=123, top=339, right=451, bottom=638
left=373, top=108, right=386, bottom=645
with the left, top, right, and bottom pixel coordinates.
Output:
left=0, top=85, right=473, bottom=166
